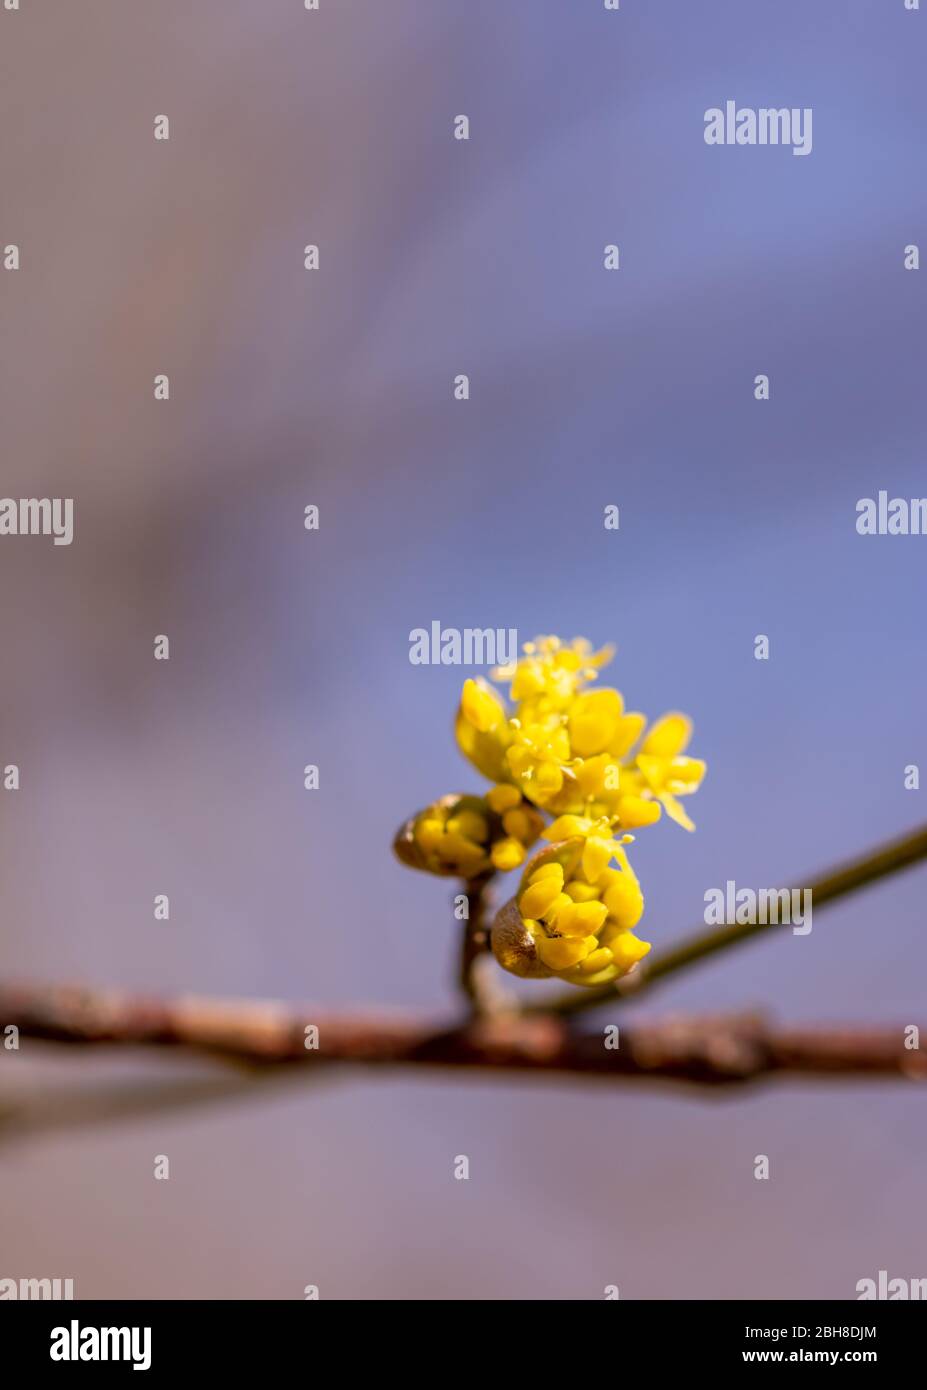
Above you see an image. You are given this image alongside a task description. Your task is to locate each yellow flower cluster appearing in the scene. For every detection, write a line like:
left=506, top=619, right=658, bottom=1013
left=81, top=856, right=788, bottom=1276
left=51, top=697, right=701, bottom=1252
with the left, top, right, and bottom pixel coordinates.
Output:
left=393, top=791, right=544, bottom=879
left=492, top=836, right=648, bottom=987
left=395, top=635, right=706, bottom=989
left=457, top=636, right=705, bottom=831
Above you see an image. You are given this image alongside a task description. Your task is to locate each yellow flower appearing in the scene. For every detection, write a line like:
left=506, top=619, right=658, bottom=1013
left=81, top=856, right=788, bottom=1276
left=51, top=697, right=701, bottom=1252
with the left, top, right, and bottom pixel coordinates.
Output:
left=493, top=635, right=614, bottom=709
left=454, top=637, right=704, bottom=831
left=454, top=679, right=512, bottom=784
left=623, top=712, right=707, bottom=831
left=399, top=633, right=707, bottom=990
left=393, top=792, right=543, bottom=878
left=491, top=639, right=623, bottom=811
left=490, top=837, right=650, bottom=987
left=541, top=813, right=638, bottom=885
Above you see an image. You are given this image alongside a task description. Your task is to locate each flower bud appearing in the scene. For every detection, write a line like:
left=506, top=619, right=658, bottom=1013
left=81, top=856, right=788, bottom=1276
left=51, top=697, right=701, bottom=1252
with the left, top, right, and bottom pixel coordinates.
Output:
left=490, top=839, right=650, bottom=987
left=393, top=792, right=543, bottom=879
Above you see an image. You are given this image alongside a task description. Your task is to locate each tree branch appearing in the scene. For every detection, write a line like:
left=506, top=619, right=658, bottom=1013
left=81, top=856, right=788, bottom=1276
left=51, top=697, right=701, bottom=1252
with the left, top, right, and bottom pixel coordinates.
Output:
left=457, top=874, right=510, bottom=1015
left=534, top=822, right=927, bottom=1016
left=0, top=983, right=924, bottom=1090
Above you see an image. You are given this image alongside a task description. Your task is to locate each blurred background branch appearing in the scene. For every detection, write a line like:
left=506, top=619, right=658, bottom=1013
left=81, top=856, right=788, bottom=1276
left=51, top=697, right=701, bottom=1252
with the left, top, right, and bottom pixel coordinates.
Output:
left=1, top=984, right=924, bottom=1091
left=0, top=819, right=923, bottom=1137
left=3, top=827, right=926, bottom=1103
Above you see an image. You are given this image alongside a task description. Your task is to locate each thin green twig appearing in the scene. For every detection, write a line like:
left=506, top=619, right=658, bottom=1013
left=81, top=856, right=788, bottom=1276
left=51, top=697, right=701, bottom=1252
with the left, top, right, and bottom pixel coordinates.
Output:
left=533, top=823, right=927, bottom=1017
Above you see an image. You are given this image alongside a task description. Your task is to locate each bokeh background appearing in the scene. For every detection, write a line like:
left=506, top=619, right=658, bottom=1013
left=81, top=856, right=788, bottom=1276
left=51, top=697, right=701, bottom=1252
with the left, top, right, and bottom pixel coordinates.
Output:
left=1, top=0, right=925, bottom=1299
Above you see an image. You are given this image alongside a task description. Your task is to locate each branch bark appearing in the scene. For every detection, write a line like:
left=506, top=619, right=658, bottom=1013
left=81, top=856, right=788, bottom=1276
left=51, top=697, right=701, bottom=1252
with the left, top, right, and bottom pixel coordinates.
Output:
left=457, top=874, right=506, bottom=1014
left=1, top=983, right=924, bottom=1090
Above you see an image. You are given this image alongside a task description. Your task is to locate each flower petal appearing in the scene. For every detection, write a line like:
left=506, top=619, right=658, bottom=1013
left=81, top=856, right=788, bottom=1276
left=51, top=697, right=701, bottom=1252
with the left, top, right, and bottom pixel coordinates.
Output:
left=640, top=712, right=692, bottom=759
left=659, top=792, right=696, bottom=831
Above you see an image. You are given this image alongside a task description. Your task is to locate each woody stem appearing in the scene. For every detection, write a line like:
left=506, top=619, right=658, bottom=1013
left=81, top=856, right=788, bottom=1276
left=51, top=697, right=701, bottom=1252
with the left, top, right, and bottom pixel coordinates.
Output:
left=458, top=873, right=509, bottom=1015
